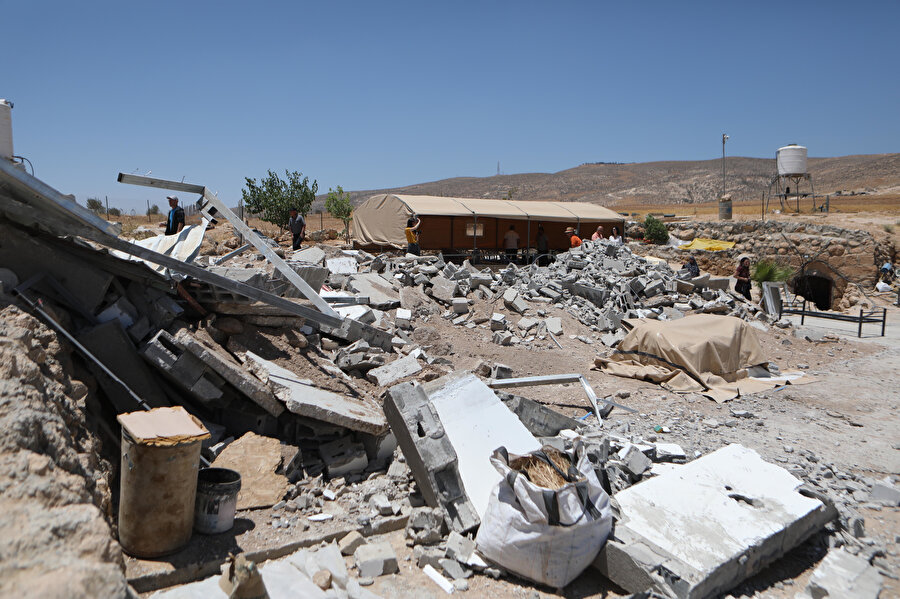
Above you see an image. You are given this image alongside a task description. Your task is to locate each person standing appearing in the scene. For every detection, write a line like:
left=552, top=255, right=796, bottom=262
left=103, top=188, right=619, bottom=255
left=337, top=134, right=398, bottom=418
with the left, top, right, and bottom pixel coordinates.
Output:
left=160, top=195, right=185, bottom=236
left=591, top=226, right=605, bottom=241
left=609, top=226, right=623, bottom=245
left=503, top=224, right=520, bottom=262
left=405, top=216, right=421, bottom=255
left=565, top=226, right=582, bottom=248
left=535, top=225, right=549, bottom=266
left=735, top=256, right=753, bottom=301
left=288, top=207, right=306, bottom=251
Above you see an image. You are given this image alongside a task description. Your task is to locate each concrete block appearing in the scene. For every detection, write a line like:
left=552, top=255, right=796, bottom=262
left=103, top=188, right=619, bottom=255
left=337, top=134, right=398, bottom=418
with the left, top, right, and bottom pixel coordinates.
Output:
left=492, top=331, right=513, bottom=346
left=429, top=276, right=459, bottom=304
left=451, top=298, right=469, bottom=314
left=707, top=277, right=730, bottom=290
left=516, top=317, right=539, bottom=332
left=414, top=546, right=445, bottom=569
left=424, top=372, right=539, bottom=521
left=439, top=558, right=472, bottom=580
left=384, top=382, right=480, bottom=533
left=367, top=354, right=422, bottom=387
left=643, top=280, right=665, bottom=298
left=320, top=436, right=369, bottom=478
left=326, top=256, right=358, bottom=274
left=490, top=313, right=507, bottom=331
left=490, top=363, right=513, bottom=380
left=246, top=352, right=387, bottom=434
left=371, top=493, right=393, bottom=516
left=594, top=444, right=834, bottom=599
left=395, top=308, right=412, bottom=328
left=544, top=317, right=563, bottom=336
left=869, top=481, right=900, bottom=506
left=354, top=542, right=399, bottom=578
left=619, top=443, right=652, bottom=477
left=445, top=531, right=476, bottom=564
left=798, top=548, right=883, bottom=599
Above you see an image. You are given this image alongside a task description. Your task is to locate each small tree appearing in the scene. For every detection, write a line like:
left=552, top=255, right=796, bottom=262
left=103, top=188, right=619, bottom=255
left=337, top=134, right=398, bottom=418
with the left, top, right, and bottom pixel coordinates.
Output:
left=325, top=186, right=353, bottom=242
left=241, top=169, right=318, bottom=231
left=108, top=207, right=122, bottom=217
left=643, top=215, right=669, bottom=244
left=86, top=197, right=104, bottom=213
left=147, top=204, right=160, bottom=215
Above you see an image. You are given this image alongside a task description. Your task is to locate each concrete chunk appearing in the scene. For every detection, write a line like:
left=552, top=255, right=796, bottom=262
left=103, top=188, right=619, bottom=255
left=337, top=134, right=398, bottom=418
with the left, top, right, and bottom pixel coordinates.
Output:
left=339, top=531, right=367, bottom=556
left=430, top=276, right=459, bottom=304
left=347, top=273, right=400, bottom=309
left=594, top=444, right=834, bottom=599
left=798, top=548, right=883, bottom=599
left=354, top=542, right=399, bottom=578
left=490, top=313, right=507, bottom=331
left=245, top=352, right=387, bottom=434
left=367, top=354, right=422, bottom=387
left=544, top=316, right=563, bottom=336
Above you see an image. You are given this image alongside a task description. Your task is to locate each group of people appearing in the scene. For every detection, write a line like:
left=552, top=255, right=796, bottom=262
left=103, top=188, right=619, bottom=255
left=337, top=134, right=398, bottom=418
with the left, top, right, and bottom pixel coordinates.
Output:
left=681, top=254, right=754, bottom=301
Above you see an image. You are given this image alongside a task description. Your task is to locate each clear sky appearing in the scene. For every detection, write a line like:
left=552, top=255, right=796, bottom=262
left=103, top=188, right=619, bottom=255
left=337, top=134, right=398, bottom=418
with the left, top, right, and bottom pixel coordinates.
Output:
left=4, top=1, right=898, bottom=213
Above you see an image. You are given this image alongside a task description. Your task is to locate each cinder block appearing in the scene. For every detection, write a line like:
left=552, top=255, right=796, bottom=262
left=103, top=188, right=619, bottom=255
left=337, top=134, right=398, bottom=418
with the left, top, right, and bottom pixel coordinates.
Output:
left=354, top=542, right=399, bottom=577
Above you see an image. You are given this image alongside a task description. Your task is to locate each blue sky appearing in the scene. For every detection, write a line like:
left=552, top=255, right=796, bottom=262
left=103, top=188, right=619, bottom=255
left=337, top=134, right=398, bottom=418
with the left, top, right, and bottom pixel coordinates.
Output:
left=4, top=1, right=898, bottom=213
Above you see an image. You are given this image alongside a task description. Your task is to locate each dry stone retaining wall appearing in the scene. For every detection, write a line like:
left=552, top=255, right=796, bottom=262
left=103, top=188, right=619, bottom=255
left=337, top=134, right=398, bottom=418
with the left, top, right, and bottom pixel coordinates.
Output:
left=0, top=305, right=126, bottom=598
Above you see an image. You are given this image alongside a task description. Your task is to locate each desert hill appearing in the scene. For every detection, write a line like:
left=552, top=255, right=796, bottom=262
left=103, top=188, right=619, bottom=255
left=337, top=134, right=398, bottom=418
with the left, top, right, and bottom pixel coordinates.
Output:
left=314, top=153, right=900, bottom=210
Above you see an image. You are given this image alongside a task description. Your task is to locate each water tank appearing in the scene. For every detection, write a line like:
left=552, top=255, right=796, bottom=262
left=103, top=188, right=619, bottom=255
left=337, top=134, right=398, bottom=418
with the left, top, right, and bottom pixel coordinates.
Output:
left=0, top=99, right=12, bottom=160
left=776, top=144, right=807, bottom=176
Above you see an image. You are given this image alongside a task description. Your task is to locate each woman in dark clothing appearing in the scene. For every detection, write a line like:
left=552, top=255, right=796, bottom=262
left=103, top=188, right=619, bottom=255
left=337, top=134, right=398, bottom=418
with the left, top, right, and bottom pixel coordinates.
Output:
left=683, top=256, right=700, bottom=278
left=734, top=257, right=752, bottom=301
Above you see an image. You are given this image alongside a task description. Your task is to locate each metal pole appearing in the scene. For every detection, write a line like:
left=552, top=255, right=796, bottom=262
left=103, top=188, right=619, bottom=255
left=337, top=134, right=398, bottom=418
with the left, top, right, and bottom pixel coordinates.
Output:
left=105, top=195, right=109, bottom=219
left=721, top=133, right=728, bottom=199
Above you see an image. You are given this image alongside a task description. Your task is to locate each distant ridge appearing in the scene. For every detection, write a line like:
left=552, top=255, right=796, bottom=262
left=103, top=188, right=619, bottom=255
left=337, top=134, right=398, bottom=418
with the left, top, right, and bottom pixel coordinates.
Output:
left=313, top=153, right=900, bottom=210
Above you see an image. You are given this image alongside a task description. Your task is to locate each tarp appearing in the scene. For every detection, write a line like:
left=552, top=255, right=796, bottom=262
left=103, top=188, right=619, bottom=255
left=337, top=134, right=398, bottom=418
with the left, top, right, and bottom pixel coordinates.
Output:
left=595, top=315, right=794, bottom=402
left=679, top=238, right=736, bottom=251
left=353, top=194, right=625, bottom=249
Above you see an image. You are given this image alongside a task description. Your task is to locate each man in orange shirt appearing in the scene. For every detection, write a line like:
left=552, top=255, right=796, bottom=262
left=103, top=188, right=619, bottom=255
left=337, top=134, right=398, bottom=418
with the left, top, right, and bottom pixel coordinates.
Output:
left=565, top=226, right=582, bottom=248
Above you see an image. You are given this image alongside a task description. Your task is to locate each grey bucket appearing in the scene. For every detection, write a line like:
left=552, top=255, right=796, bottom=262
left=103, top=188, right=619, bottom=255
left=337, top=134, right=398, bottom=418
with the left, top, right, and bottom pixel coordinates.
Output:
left=194, top=467, right=241, bottom=534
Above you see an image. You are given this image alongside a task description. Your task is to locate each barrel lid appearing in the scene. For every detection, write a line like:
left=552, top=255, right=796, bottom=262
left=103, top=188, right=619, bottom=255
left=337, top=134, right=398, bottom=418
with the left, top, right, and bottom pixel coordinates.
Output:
left=118, top=406, right=210, bottom=446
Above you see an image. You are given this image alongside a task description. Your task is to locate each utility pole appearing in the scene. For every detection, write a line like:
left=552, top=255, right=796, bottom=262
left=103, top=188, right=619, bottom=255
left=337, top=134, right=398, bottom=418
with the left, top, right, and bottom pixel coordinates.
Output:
left=105, top=195, right=109, bottom=219
left=721, top=134, right=729, bottom=199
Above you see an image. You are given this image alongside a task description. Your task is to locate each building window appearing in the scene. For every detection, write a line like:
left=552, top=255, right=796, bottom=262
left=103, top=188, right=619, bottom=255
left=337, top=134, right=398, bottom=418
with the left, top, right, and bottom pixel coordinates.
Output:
left=466, top=222, right=485, bottom=237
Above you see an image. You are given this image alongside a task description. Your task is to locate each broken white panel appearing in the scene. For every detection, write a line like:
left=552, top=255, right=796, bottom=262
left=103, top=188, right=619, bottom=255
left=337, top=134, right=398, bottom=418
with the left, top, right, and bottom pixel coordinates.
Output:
left=114, top=221, right=209, bottom=273
left=798, top=548, right=883, bottom=599
left=426, top=373, right=540, bottom=520
left=325, top=256, right=358, bottom=274
left=96, top=297, right=138, bottom=329
left=596, top=443, right=832, bottom=599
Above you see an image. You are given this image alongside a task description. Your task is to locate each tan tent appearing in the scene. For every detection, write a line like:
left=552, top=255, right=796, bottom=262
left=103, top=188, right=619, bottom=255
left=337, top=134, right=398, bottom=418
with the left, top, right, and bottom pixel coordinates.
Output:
left=352, top=194, right=625, bottom=252
left=594, top=315, right=798, bottom=402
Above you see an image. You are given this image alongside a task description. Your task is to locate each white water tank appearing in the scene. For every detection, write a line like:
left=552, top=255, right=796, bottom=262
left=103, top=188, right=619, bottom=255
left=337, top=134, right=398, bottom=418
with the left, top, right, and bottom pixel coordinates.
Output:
left=0, top=99, right=12, bottom=160
left=776, top=144, right=807, bottom=176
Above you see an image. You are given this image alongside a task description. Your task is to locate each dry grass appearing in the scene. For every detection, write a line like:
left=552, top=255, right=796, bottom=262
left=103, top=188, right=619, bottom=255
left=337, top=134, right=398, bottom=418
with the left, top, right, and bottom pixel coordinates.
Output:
left=509, top=449, right=579, bottom=490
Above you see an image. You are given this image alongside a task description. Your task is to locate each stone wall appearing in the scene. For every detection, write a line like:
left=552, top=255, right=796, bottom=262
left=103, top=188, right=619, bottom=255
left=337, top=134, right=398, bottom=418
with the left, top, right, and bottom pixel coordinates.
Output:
left=635, top=220, right=893, bottom=311
left=0, top=305, right=126, bottom=597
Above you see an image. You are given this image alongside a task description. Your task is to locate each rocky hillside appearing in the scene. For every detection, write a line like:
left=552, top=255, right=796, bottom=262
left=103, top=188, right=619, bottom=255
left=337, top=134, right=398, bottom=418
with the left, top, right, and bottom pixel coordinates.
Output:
left=314, top=153, right=900, bottom=210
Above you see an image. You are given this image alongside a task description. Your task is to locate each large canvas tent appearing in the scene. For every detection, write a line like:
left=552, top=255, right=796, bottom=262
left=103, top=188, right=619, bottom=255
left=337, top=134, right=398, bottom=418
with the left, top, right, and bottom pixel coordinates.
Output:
left=353, top=194, right=625, bottom=253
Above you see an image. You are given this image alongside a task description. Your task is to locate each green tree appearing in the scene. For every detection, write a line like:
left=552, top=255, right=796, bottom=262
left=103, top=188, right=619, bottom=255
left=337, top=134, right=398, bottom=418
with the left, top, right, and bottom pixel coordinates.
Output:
left=108, top=207, right=122, bottom=217
left=86, top=197, right=104, bottom=212
left=147, top=204, right=160, bottom=216
left=325, top=186, right=353, bottom=242
left=643, top=215, right=669, bottom=244
left=241, top=169, right=318, bottom=231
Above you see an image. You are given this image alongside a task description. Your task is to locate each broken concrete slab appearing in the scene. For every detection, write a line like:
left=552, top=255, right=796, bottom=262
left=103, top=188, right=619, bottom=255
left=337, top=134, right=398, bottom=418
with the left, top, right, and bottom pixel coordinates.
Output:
left=347, top=273, right=400, bottom=309
left=366, top=354, right=422, bottom=387
left=424, top=372, right=540, bottom=521
left=325, top=256, right=358, bottom=275
left=594, top=444, right=834, bottom=599
left=798, top=548, right=883, bottom=599
left=245, top=351, right=387, bottom=435
left=172, top=329, right=284, bottom=417
left=384, top=382, right=480, bottom=533
left=292, top=246, right=326, bottom=265
left=500, top=394, right=581, bottom=437
left=78, top=320, right=171, bottom=412
left=544, top=316, right=563, bottom=336
left=429, top=276, right=459, bottom=304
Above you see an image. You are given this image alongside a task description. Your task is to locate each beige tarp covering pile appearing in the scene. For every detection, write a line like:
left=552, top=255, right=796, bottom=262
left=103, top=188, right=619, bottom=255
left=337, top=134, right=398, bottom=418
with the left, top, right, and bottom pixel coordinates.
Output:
left=595, top=314, right=801, bottom=402
left=353, top=194, right=625, bottom=249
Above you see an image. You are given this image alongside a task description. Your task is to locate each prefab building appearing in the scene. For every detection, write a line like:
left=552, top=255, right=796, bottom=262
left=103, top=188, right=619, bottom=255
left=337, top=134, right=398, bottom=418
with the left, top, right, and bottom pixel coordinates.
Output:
left=353, top=194, right=625, bottom=253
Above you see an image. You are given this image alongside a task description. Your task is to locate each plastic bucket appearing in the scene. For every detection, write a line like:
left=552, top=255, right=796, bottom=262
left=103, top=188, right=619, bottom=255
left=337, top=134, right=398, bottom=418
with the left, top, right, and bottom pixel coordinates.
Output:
left=194, top=468, right=242, bottom=534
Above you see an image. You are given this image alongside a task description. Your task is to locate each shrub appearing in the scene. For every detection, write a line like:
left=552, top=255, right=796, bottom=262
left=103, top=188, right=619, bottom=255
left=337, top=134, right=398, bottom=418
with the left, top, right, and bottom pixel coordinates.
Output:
left=883, top=224, right=895, bottom=233
left=751, top=260, right=794, bottom=288
left=107, top=207, right=121, bottom=217
left=643, top=215, right=669, bottom=244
